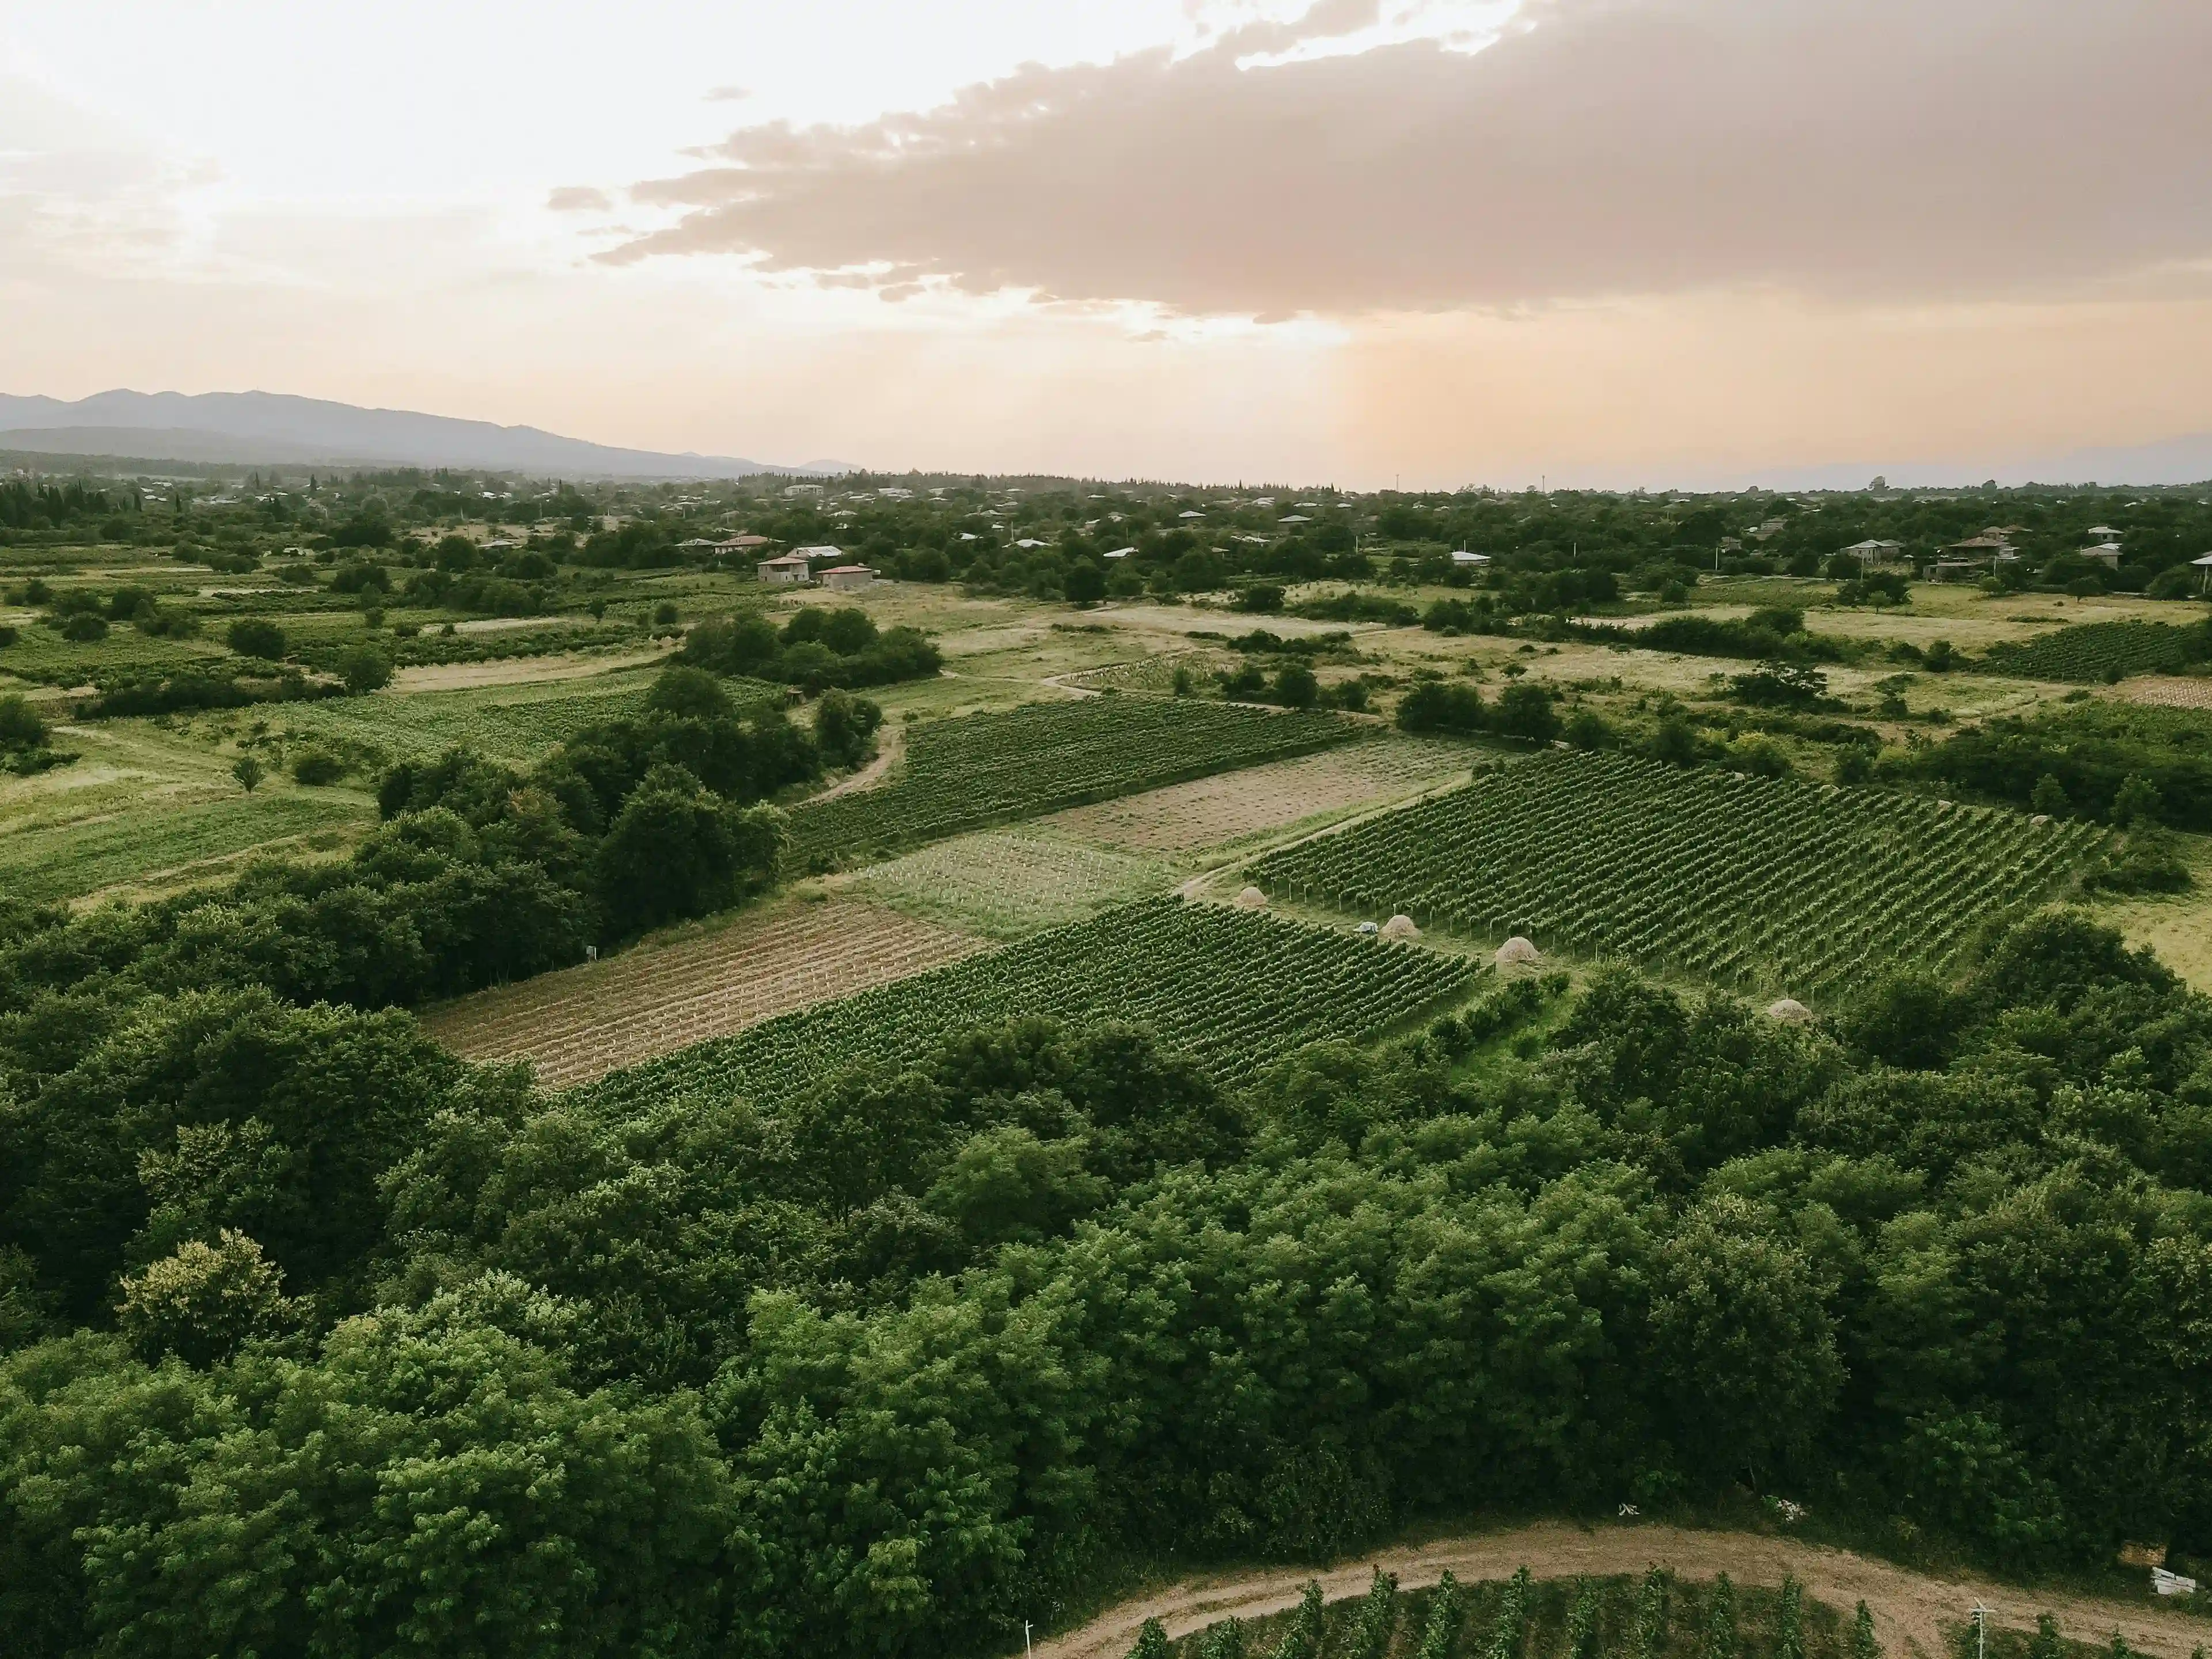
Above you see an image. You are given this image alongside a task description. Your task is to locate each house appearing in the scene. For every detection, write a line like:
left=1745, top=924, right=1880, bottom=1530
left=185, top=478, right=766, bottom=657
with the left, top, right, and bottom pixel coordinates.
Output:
left=2086, top=524, right=2123, bottom=540
left=819, top=564, right=876, bottom=592
left=783, top=483, right=822, bottom=498
left=1451, top=550, right=1492, bottom=567
left=1103, top=546, right=1136, bottom=560
left=877, top=487, right=913, bottom=500
left=678, top=537, right=718, bottom=552
left=1750, top=518, right=1788, bottom=541
left=716, top=534, right=771, bottom=554
left=791, top=544, right=844, bottom=563
left=1278, top=514, right=1311, bottom=525
left=757, top=553, right=813, bottom=584
left=2080, top=542, right=2123, bottom=567
left=1842, top=538, right=1906, bottom=567
left=1178, top=510, right=1205, bottom=520
left=1014, top=538, right=1049, bottom=549
left=2192, top=553, right=2212, bottom=594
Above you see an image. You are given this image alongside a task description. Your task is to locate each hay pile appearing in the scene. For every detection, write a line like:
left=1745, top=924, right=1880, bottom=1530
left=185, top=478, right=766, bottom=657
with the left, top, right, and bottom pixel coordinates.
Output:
left=1766, top=997, right=1815, bottom=1025
left=1496, top=936, right=1541, bottom=966
left=1234, top=886, right=1268, bottom=909
left=1381, top=914, right=1419, bottom=940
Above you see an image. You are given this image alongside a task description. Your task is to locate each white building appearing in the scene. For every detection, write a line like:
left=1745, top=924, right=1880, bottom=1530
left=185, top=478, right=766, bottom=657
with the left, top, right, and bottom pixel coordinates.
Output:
left=1842, top=538, right=1906, bottom=567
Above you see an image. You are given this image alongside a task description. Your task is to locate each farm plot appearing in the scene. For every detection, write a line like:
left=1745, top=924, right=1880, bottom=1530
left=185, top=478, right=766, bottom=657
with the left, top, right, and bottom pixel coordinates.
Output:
left=787, top=698, right=1354, bottom=867
left=0, top=791, right=371, bottom=902
left=574, top=895, right=1478, bottom=1116
left=1064, top=648, right=1236, bottom=695
left=1251, top=751, right=2103, bottom=1000
left=1981, top=620, right=2210, bottom=683
left=1049, top=737, right=1474, bottom=853
left=272, top=673, right=784, bottom=766
left=423, top=896, right=987, bottom=1088
left=2120, top=675, right=2212, bottom=711
left=848, top=830, right=1176, bottom=938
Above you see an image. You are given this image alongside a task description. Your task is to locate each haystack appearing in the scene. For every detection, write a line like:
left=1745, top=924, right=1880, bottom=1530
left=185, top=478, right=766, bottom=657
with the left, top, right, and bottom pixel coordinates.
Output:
left=1234, top=886, right=1268, bottom=909
left=1381, top=914, right=1420, bottom=940
left=1766, top=998, right=1815, bottom=1025
left=1496, top=936, right=1541, bottom=966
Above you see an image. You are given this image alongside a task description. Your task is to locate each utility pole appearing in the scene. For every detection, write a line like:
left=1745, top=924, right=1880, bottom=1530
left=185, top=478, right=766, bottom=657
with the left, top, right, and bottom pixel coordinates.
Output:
left=1971, top=1603, right=1989, bottom=1659
left=1025, top=1622, right=1033, bottom=1659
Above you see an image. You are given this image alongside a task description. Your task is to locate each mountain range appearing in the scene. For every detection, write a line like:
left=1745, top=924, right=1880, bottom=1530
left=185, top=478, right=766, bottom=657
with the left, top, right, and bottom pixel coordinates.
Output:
left=0, top=390, right=849, bottom=479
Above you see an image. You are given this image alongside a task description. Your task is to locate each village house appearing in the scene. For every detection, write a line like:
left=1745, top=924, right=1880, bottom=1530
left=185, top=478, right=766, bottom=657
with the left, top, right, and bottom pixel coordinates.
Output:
left=819, top=564, right=877, bottom=593
left=757, top=553, right=813, bottom=584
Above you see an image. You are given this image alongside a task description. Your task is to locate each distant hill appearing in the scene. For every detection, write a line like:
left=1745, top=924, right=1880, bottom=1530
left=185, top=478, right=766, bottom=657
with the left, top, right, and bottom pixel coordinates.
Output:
left=0, top=390, right=843, bottom=479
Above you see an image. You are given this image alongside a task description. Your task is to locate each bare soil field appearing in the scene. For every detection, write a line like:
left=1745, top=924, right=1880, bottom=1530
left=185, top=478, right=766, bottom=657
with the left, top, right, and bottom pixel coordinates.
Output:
left=1037, top=1521, right=2210, bottom=1659
left=1048, top=739, right=1474, bottom=853
left=422, top=895, right=987, bottom=1087
left=2120, top=676, right=2212, bottom=711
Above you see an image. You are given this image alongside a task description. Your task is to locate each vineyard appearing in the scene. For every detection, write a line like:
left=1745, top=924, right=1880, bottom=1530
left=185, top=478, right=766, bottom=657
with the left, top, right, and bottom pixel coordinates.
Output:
left=1148, top=1569, right=1851, bottom=1659
left=0, top=791, right=371, bottom=902
left=1980, top=620, right=2211, bottom=684
left=423, top=896, right=986, bottom=1088
left=573, top=895, right=1477, bottom=1115
left=1251, top=752, right=2103, bottom=999
left=787, top=699, right=1355, bottom=867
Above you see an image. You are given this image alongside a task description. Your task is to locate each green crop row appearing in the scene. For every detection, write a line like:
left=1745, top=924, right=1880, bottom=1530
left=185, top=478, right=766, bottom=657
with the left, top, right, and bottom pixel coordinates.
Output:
left=0, top=791, right=373, bottom=903
left=788, top=698, right=1356, bottom=866
left=1251, top=751, right=2104, bottom=999
left=573, top=895, right=1477, bottom=1115
left=1980, top=620, right=2210, bottom=684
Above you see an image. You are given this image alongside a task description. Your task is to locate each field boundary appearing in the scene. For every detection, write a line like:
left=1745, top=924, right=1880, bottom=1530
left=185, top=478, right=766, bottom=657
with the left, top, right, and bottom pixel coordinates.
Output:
left=1030, top=1521, right=2209, bottom=1659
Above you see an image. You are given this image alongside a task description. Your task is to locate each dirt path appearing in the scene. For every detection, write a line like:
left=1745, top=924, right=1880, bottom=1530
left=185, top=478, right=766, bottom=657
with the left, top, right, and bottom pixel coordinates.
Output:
left=1034, top=1523, right=2207, bottom=1659
left=812, top=723, right=905, bottom=801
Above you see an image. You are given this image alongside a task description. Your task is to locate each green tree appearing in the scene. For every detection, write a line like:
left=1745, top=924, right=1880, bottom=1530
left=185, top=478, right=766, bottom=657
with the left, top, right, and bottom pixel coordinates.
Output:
left=232, top=753, right=264, bottom=792
left=1272, top=663, right=1319, bottom=709
left=337, top=641, right=393, bottom=693
left=1494, top=682, right=1560, bottom=743
left=2112, top=772, right=2162, bottom=827
left=1650, top=1197, right=1842, bottom=1484
left=1064, top=560, right=1107, bottom=605
left=596, top=764, right=785, bottom=935
left=225, top=617, right=286, bottom=659
left=114, top=1229, right=293, bottom=1366
left=2031, top=772, right=2070, bottom=815
left=1130, top=1619, right=1173, bottom=1659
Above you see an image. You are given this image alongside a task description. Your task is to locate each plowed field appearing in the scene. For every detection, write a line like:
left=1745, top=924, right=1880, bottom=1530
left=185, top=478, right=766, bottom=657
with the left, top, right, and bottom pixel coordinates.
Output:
left=422, top=897, right=987, bottom=1087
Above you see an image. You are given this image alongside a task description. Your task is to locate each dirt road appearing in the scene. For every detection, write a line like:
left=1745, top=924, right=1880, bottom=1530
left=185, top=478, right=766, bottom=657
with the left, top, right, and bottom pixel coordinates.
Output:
left=812, top=723, right=905, bottom=802
left=1033, top=1523, right=2206, bottom=1659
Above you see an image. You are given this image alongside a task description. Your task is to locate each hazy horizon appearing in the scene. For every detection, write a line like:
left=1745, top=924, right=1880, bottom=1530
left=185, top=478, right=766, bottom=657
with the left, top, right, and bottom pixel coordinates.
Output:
left=6, top=0, right=2209, bottom=488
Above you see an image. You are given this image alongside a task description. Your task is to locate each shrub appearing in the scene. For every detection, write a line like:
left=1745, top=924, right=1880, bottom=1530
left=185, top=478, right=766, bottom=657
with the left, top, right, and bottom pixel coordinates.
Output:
left=228, top=618, right=287, bottom=660
left=292, top=750, right=346, bottom=787
left=0, top=693, right=48, bottom=751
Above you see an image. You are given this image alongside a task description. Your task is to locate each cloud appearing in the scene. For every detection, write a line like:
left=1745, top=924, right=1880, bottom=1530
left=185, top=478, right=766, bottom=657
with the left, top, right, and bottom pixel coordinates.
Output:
left=547, top=185, right=614, bottom=212
left=604, top=0, right=2212, bottom=316
left=703, top=85, right=751, bottom=102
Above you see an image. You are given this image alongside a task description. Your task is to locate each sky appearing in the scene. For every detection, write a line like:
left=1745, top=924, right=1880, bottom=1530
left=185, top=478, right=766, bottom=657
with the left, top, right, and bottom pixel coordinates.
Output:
left=3, top=0, right=2210, bottom=488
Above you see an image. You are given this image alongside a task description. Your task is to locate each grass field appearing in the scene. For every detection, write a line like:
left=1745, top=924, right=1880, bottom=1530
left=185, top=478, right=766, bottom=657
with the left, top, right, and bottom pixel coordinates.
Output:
left=574, top=896, right=1481, bottom=1116
left=848, top=829, right=1178, bottom=938
left=422, top=895, right=987, bottom=1088
left=1049, top=737, right=1475, bottom=853
left=0, top=790, right=372, bottom=902
left=1252, top=751, right=2104, bottom=1001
